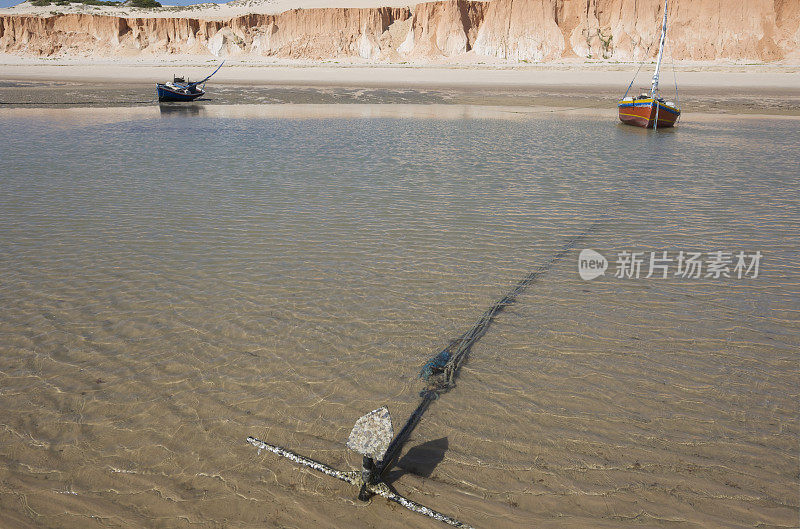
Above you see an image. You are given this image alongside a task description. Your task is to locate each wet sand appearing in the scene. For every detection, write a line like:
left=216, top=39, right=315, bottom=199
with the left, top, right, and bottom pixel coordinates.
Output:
left=2, top=60, right=800, bottom=113
left=2, top=79, right=799, bottom=116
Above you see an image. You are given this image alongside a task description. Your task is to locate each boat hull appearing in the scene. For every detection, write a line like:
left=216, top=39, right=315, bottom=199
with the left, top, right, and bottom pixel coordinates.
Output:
left=618, top=98, right=680, bottom=129
left=156, top=84, right=204, bottom=102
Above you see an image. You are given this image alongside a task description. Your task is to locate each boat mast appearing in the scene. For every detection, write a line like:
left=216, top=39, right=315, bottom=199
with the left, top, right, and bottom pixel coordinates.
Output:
left=651, top=0, right=669, bottom=96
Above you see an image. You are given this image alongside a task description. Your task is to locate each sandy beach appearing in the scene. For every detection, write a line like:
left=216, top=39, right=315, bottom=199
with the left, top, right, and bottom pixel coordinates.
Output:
left=2, top=59, right=800, bottom=115
left=3, top=56, right=800, bottom=88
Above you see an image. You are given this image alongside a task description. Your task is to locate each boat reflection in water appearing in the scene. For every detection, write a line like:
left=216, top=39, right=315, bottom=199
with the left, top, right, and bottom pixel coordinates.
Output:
left=158, top=103, right=205, bottom=117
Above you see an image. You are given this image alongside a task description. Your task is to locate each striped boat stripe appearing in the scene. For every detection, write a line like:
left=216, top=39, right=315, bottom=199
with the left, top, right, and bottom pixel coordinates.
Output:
left=618, top=102, right=680, bottom=115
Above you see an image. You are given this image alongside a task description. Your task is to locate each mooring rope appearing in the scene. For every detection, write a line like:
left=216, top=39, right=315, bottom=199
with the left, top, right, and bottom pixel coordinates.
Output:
left=376, top=220, right=604, bottom=478
left=248, top=216, right=610, bottom=527
left=421, top=221, right=602, bottom=393
left=0, top=101, right=159, bottom=106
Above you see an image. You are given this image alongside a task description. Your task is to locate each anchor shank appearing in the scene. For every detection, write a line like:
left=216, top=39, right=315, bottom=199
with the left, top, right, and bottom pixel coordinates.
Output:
left=358, top=456, right=376, bottom=501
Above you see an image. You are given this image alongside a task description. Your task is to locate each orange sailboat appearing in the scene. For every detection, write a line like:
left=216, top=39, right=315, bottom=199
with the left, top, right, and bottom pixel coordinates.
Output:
left=618, top=0, right=681, bottom=130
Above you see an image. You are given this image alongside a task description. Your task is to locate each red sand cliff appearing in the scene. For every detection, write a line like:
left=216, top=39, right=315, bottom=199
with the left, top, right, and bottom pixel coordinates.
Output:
left=0, top=0, right=797, bottom=62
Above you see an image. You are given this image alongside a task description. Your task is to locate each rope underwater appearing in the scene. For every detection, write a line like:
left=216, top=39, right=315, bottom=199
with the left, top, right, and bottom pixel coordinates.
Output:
left=246, top=221, right=603, bottom=528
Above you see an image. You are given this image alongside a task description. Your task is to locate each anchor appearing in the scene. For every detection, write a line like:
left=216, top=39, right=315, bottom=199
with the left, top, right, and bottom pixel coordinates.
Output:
left=247, top=400, right=471, bottom=528
left=246, top=224, right=602, bottom=528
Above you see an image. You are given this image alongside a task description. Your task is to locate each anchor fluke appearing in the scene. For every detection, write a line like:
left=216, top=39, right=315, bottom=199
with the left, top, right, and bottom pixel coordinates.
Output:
left=347, top=406, right=394, bottom=501
left=346, top=406, right=394, bottom=461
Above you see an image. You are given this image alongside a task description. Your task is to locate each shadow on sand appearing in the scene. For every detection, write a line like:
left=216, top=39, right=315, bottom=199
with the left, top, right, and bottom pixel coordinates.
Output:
left=385, top=437, right=448, bottom=484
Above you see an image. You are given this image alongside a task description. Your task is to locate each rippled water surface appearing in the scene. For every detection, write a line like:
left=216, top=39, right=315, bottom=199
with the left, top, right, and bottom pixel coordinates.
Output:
left=0, top=105, right=797, bottom=529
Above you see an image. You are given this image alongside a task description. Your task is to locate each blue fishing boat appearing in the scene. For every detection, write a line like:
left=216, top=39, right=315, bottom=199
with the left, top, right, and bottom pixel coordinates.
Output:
left=156, top=62, right=224, bottom=102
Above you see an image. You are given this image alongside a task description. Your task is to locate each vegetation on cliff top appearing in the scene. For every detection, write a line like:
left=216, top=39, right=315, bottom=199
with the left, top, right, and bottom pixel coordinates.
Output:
left=30, top=0, right=162, bottom=7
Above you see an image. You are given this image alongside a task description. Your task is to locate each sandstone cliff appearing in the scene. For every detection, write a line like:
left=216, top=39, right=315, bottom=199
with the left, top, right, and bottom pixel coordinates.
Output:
left=0, top=0, right=797, bottom=62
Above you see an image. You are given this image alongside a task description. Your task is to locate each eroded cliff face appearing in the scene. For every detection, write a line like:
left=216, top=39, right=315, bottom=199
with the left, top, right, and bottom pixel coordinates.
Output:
left=0, top=8, right=410, bottom=59
left=400, top=1, right=486, bottom=58
left=0, top=0, right=797, bottom=62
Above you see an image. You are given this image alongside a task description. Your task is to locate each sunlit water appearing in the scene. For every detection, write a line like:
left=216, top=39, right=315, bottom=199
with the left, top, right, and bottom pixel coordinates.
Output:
left=0, top=104, right=797, bottom=529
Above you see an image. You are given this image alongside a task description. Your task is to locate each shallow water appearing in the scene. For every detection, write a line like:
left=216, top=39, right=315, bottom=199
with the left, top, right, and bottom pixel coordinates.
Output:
left=0, top=104, right=797, bottom=529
